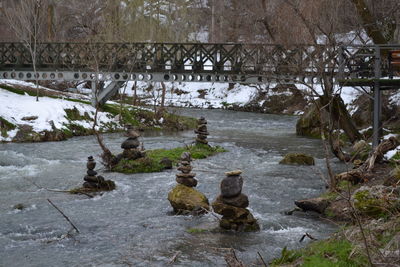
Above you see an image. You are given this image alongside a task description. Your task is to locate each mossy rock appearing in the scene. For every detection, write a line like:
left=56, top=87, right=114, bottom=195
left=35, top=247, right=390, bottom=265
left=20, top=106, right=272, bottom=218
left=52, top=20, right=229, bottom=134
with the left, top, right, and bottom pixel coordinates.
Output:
left=279, top=153, right=315, bottom=166
left=112, top=144, right=227, bottom=174
left=168, top=184, right=209, bottom=214
left=296, top=103, right=323, bottom=138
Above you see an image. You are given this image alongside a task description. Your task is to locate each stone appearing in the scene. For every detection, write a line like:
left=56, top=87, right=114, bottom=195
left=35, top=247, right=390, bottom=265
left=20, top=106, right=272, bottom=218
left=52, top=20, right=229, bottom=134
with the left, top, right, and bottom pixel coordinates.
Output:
left=294, top=197, right=330, bottom=214
left=168, top=184, right=209, bottom=214
left=125, top=129, right=140, bottom=138
left=176, top=177, right=198, bottom=187
left=121, top=138, right=140, bottom=149
left=279, top=153, right=315, bottom=166
left=177, top=165, right=193, bottom=173
left=87, top=156, right=96, bottom=170
left=84, top=175, right=100, bottom=183
left=196, top=138, right=208, bottom=144
left=220, top=175, right=243, bottom=198
left=225, top=170, right=242, bottom=176
left=180, top=160, right=191, bottom=166
left=180, top=152, right=192, bottom=162
left=196, top=134, right=208, bottom=140
left=122, top=149, right=143, bottom=160
left=87, top=170, right=98, bottom=176
left=212, top=198, right=259, bottom=231
left=194, top=130, right=209, bottom=135
left=197, top=125, right=208, bottom=132
left=197, top=117, right=207, bottom=124
left=219, top=194, right=249, bottom=208
left=21, top=116, right=38, bottom=121
left=97, top=175, right=105, bottom=183
left=83, top=181, right=99, bottom=189
left=159, top=157, right=173, bottom=169
left=176, top=173, right=196, bottom=179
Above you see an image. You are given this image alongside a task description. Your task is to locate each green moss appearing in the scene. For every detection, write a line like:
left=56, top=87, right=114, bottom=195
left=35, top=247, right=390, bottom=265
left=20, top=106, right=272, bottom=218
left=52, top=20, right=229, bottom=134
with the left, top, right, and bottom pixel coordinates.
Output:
left=112, top=144, right=227, bottom=174
left=186, top=228, right=208, bottom=234
left=353, top=190, right=388, bottom=218
left=0, top=84, right=38, bottom=96
left=391, top=152, right=400, bottom=161
left=271, top=246, right=302, bottom=265
left=272, top=239, right=368, bottom=266
left=301, top=239, right=368, bottom=267
left=64, top=107, right=91, bottom=121
left=320, top=191, right=338, bottom=201
left=63, top=123, right=93, bottom=136
left=0, top=116, right=16, bottom=137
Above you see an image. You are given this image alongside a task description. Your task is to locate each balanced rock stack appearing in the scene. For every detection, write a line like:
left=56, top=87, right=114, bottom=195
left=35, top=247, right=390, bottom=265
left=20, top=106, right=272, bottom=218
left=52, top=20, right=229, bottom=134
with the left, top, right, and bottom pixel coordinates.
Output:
left=195, top=117, right=209, bottom=145
left=168, top=152, right=209, bottom=214
left=212, top=170, right=259, bottom=231
left=83, top=156, right=116, bottom=191
left=121, top=124, right=145, bottom=160
left=176, top=152, right=197, bottom=187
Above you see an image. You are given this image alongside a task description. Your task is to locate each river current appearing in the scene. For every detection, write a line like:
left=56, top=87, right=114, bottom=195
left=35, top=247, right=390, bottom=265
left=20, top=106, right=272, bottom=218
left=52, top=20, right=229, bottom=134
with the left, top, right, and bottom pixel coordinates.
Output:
left=0, top=109, right=341, bottom=266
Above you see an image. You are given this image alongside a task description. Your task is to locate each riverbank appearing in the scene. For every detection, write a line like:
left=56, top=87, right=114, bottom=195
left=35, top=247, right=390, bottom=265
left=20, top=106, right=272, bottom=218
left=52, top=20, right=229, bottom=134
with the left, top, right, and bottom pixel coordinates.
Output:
left=0, top=80, right=196, bottom=143
left=271, top=137, right=400, bottom=266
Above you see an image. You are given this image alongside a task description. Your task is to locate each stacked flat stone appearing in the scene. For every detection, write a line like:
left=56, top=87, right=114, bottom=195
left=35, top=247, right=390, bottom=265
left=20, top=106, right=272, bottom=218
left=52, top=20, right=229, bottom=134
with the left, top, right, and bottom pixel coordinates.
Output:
left=212, top=170, right=259, bottom=231
left=195, top=117, right=209, bottom=145
left=176, top=152, right=197, bottom=187
left=121, top=124, right=145, bottom=160
left=83, top=156, right=114, bottom=190
left=168, top=152, right=209, bottom=214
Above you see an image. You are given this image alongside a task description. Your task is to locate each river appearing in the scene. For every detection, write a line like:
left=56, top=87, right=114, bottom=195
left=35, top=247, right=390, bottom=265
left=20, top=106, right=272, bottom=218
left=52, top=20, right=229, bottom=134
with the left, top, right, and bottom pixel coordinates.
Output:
left=0, top=109, right=341, bottom=266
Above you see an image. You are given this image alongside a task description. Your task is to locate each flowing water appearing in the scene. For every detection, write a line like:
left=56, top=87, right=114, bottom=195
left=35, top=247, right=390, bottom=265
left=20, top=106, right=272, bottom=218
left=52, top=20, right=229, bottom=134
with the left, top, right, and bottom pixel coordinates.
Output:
left=0, top=109, right=342, bottom=266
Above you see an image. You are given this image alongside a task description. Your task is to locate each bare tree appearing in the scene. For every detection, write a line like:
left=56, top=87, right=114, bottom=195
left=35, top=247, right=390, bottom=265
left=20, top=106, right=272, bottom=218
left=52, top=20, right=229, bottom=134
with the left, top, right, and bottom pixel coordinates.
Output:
left=3, top=0, right=46, bottom=101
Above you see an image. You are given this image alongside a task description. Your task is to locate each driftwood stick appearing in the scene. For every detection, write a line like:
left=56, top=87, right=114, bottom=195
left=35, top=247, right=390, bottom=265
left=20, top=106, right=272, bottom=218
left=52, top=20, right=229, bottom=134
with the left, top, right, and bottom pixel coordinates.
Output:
left=168, top=251, right=180, bottom=264
left=25, top=178, right=93, bottom=198
left=47, top=199, right=80, bottom=233
left=225, top=249, right=246, bottom=267
left=363, top=136, right=399, bottom=172
left=257, top=252, right=268, bottom=267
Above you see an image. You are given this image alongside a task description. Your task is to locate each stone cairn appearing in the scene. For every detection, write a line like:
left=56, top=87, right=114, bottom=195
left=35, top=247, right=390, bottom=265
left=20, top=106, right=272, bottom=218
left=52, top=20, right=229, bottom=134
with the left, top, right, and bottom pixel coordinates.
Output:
left=121, top=124, right=145, bottom=160
left=168, top=152, right=209, bottom=214
left=212, top=170, right=259, bottom=231
left=176, top=152, right=197, bottom=187
left=83, top=156, right=115, bottom=191
left=195, top=116, right=209, bottom=145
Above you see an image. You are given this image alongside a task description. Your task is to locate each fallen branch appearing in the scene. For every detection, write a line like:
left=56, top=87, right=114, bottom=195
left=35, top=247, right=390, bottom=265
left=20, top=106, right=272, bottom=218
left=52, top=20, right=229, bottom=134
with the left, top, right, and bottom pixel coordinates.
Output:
left=168, top=251, right=180, bottom=264
left=25, top=178, right=93, bottom=198
left=299, top=232, right=318, bottom=242
left=200, top=207, right=221, bottom=221
left=363, top=136, right=400, bottom=172
left=47, top=199, right=80, bottom=233
left=225, top=249, right=246, bottom=267
left=257, top=252, right=268, bottom=267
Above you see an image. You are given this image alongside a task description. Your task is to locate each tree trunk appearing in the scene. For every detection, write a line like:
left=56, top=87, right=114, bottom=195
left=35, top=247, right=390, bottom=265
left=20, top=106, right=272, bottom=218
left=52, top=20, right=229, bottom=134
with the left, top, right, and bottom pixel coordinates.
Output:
left=47, top=3, right=55, bottom=41
left=320, top=94, right=362, bottom=143
left=350, top=0, right=388, bottom=44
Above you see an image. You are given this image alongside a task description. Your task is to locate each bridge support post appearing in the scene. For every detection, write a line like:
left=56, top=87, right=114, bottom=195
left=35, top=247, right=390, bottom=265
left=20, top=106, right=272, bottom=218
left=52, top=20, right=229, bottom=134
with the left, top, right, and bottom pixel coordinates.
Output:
left=91, top=81, right=97, bottom=107
left=372, top=46, right=382, bottom=149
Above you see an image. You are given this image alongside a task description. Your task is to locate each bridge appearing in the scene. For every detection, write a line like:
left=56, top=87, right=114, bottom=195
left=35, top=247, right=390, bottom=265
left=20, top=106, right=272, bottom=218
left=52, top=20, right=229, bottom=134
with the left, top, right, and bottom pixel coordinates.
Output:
left=0, top=42, right=399, bottom=147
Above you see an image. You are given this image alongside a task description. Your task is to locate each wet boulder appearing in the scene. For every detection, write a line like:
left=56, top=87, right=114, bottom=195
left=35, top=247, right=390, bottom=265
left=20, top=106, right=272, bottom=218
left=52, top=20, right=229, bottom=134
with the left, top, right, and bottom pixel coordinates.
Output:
left=168, top=184, right=209, bottom=214
left=295, top=197, right=330, bottom=214
left=212, top=197, right=259, bottom=232
left=279, top=153, right=315, bottom=166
